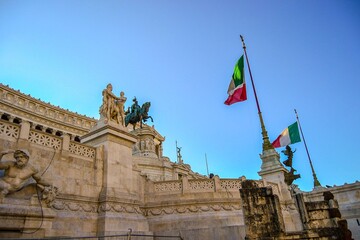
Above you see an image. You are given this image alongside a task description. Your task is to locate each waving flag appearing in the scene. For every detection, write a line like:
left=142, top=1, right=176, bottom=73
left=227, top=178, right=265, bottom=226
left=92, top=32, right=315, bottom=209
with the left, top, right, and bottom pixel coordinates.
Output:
left=272, top=122, right=301, bottom=148
left=224, top=55, right=247, bottom=105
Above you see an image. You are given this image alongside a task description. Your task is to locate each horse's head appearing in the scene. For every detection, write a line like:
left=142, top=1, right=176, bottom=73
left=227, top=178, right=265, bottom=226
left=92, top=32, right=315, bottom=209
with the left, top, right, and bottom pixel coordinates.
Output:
left=142, top=102, right=151, bottom=112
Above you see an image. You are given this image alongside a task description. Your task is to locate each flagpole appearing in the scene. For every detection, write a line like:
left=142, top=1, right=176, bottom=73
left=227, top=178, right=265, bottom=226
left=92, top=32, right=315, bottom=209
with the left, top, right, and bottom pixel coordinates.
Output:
left=205, top=153, right=209, bottom=177
left=240, top=35, right=273, bottom=151
left=294, top=109, right=321, bottom=188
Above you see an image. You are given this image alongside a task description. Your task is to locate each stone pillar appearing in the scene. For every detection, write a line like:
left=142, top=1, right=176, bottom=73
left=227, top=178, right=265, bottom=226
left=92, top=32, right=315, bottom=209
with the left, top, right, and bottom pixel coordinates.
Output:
left=214, top=175, right=221, bottom=192
left=17, top=120, right=30, bottom=149
left=258, top=149, right=290, bottom=199
left=258, top=148, right=303, bottom=232
left=182, top=175, right=189, bottom=194
left=81, top=122, right=150, bottom=236
left=19, top=120, right=30, bottom=140
left=61, top=134, right=70, bottom=157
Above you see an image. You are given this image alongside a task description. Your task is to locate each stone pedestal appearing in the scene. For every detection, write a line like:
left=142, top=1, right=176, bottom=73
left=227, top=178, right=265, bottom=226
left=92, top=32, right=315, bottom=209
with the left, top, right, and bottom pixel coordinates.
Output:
left=0, top=186, right=56, bottom=238
left=82, top=120, right=150, bottom=236
left=258, top=148, right=303, bottom=232
left=131, top=126, right=159, bottom=158
left=258, top=149, right=290, bottom=199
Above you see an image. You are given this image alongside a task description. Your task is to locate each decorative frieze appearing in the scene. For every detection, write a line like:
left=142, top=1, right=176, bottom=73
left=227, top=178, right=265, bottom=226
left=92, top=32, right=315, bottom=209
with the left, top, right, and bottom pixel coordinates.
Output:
left=53, top=199, right=241, bottom=217
left=53, top=198, right=144, bottom=215
left=145, top=203, right=242, bottom=216
left=52, top=199, right=98, bottom=213
left=98, top=202, right=143, bottom=214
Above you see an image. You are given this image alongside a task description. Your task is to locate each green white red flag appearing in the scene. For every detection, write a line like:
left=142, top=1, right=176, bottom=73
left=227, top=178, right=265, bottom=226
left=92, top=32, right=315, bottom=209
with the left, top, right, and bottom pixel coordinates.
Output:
left=224, top=55, right=247, bottom=105
left=272, top=122, right=301, bottom=148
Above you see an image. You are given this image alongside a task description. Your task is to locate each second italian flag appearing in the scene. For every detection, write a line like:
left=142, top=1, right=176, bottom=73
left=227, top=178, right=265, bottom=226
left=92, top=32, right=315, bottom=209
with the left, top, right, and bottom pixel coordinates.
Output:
left=272, top=122, right=301, bottom=148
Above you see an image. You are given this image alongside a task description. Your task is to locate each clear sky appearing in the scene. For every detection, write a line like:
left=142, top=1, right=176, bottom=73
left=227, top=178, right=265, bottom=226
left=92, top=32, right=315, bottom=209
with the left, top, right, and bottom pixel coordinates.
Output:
left=1, top=0, right=359, bottom=191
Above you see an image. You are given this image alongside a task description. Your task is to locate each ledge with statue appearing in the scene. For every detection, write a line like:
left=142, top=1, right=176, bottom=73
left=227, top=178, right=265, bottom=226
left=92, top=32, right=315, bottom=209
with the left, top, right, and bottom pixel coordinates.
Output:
left=96, top=83, right=152, bottom=131
left=0, top=83, right=359, bottom=239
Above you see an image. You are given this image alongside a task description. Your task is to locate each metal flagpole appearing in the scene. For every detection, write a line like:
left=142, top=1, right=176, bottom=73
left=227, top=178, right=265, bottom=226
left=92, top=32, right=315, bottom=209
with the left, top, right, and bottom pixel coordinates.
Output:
left=205, top=153, right=209, bottom=177
left=240, top=35, right=273, bottom=151
left=294, top=109, right=321, bottom=188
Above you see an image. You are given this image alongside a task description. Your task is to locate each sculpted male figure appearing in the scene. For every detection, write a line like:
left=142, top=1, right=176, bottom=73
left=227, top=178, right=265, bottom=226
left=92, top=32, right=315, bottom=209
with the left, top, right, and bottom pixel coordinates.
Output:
left=100, top=83, right=121, bottom=121
left=0, top=149, right=50, bottom=196
left=131, top=97, right=140, bottom=116
left=114, top=91, right=127, bottom=126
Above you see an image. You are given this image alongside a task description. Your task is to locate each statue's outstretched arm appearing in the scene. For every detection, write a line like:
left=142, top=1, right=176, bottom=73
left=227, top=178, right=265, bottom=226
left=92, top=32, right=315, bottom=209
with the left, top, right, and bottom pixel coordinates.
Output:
left=32, top=171, right=51, bottom=187
left=0, top=150, right=15, bottom=169
left=0, top=150, right=14, bottom=160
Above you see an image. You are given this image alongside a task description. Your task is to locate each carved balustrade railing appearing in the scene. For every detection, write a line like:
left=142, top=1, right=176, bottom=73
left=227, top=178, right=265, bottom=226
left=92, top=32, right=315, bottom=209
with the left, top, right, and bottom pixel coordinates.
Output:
left=154, top=180, right=182, bottom=193
left=189, top=179, right=215, bottom=191
left=29, top=129, right=62, bottom=150
left=0, top=120, right=96, bottom=160
left=0, top=120, right=20, bottom=140
left=69, top=141, right=96, bottom=159
left=152, top=178, right=265, bottom=195
left=220, top=179, right=243, bottom=190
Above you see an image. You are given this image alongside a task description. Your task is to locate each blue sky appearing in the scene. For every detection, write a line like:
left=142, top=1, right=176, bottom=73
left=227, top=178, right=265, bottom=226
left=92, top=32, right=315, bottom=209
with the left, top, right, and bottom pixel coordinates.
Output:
left=1, top=0, right=359, bottom=191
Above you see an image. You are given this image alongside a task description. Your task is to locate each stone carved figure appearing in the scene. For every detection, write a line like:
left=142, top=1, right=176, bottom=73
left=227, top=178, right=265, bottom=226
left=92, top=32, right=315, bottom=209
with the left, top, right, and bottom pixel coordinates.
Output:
left=281, top=145, right=301, bottom=185
left=0, top=149, right=57, bottom=199
left=130, top=97, right=141, bottom=117
left=111, top=91, right=127, bottom=126
left=176, top=146, right=183, bottom=164
left=125, top=97, right=153, bottom=130
left=99, top=84, right=127, bottom=125
left=281, top=145, right=296, bottom=168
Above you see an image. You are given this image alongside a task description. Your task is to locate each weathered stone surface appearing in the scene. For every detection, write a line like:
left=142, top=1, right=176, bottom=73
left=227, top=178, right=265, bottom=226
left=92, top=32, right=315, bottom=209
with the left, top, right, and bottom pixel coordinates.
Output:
left=240, top=180, right=285, bottom=239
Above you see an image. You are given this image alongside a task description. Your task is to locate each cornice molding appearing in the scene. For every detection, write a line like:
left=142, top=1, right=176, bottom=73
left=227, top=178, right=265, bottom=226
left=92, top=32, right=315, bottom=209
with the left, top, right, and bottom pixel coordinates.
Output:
left=0, top=84, right=97, bottom=135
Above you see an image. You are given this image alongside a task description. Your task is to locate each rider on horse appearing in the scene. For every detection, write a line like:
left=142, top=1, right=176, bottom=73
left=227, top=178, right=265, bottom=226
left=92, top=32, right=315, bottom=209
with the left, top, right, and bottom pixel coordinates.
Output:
left=131, top=97, right=141, bottom=116
left=125, top=97, right=153, bottom=130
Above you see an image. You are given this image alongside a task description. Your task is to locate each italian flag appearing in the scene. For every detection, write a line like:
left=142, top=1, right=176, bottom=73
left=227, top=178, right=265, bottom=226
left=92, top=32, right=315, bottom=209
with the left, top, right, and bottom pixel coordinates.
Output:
left=224, top=55, right=247, bottom=105
left=272, top=122, right=301, bottom=148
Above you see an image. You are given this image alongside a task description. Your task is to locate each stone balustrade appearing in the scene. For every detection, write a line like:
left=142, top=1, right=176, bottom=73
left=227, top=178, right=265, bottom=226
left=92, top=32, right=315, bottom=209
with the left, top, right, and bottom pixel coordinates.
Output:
left=152, top=177, right=264, bottom=195
left=0, top=120, right=20, bottom=140
left=0, top=119, right=96, bottom=160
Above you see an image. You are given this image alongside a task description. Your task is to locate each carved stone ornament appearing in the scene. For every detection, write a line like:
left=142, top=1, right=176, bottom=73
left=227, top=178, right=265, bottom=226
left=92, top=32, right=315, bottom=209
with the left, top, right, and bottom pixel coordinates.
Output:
left=99, top=83, right=127, bottom=126
left=0, top=149, right=58, bottom=204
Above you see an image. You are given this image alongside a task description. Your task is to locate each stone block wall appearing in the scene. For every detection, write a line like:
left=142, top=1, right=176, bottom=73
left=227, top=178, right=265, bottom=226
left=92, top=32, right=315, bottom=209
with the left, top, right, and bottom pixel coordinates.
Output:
left=0, top=119, right=104, bottom=237
left=304, top=183, right=360, bottom=239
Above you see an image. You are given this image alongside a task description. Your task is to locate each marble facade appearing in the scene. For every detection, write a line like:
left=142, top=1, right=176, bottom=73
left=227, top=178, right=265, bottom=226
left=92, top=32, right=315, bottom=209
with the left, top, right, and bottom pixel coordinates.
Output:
left=0, top=83, right=359, bottom=239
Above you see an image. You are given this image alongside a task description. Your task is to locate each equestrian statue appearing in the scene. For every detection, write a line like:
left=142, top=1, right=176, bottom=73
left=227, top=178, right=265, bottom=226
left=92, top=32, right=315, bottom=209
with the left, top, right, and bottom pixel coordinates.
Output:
left=125, top=97, right=153, bottom=130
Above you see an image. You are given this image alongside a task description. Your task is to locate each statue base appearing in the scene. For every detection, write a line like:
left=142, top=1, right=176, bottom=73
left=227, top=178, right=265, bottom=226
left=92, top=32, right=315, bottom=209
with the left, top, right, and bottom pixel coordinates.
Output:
left=90, top=117, right=128, bottom=133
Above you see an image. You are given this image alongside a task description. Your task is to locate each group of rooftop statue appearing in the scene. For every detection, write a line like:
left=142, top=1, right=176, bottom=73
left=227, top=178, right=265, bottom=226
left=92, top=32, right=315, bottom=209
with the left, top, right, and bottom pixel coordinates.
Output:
left=99, top=83, right=153, bottom=129
left=0, top=149, right=58, bottom=204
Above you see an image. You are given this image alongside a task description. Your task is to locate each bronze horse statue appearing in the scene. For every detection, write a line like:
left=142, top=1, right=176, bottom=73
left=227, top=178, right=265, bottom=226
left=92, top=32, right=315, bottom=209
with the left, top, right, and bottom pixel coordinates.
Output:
left=125, top=102, right=153, bottom=130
